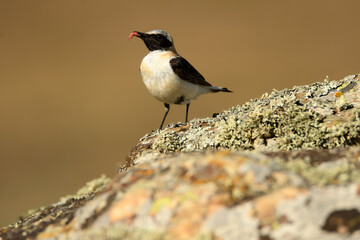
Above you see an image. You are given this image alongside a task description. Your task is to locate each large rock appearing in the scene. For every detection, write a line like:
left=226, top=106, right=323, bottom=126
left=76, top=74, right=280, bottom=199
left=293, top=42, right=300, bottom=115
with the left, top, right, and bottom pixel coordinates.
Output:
left=1, top=74, right=360, bottom=240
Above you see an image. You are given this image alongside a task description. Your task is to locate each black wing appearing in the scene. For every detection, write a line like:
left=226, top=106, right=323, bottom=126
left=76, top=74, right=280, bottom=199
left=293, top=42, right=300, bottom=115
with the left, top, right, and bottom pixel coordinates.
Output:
left=170, top=56, right=212, bottom=86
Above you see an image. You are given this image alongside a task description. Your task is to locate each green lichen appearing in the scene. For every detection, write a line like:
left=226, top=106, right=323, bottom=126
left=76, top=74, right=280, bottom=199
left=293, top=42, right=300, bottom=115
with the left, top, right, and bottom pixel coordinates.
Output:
left=275, top=157, right=360, bottom=186
left=149, top=75, right=360, bottom=153
left=217, top=100, right=360, bottom=151
left=150, top=197, right=172, bottom=214
left=75, top=174, right=111, bottom=196
left=152, top=130, right=183, bottom=152
left=60, top=174, right=111, bottom=202
left=217, top=104, right=324, bottom=150
left=151, top=120, right=218, bottom=153
left=216, top=75, right=360, bottom=151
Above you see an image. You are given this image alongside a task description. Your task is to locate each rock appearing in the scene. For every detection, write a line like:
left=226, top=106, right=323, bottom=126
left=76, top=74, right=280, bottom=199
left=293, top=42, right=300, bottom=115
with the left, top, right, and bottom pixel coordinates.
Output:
left=124, top=74, right=360, bottom=169
left=1, top=74, right=360, bottom=240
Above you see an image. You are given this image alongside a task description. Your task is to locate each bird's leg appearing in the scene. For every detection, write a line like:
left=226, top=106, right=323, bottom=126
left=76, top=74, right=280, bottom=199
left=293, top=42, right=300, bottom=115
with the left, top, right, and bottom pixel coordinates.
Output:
left=185, top=103, right=190, bottom=124
left=159, top=103, right=170, bottom=129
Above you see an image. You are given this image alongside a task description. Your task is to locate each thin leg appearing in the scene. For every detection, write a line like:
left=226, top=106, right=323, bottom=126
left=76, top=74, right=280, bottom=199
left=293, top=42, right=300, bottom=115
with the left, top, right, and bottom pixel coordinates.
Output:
left=159, top=103, right=170, bottom=129
left=185, top=103, right=190, bottom=123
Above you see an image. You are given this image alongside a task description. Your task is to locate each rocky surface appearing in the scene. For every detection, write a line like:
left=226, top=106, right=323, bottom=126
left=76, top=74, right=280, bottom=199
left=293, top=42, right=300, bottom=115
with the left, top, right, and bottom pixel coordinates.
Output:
left=1, top=74, right=360, bottom=240
left=126, top=74, right=360, bottom=162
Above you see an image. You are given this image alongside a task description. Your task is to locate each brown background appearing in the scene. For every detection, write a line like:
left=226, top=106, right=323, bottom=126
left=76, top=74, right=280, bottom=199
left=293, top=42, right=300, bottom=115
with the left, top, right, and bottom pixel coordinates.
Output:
left=0, top=0, right=359, bottom=226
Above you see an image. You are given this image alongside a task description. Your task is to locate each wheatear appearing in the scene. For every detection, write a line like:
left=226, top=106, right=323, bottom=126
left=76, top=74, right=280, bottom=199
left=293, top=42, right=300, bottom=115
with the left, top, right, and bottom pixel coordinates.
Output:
left=129, top=30, right=231, bottom=129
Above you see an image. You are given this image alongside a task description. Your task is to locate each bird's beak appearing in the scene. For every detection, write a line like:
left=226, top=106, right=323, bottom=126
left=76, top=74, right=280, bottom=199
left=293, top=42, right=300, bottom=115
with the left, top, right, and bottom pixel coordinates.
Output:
left=128, top=31, right=145, bottom=40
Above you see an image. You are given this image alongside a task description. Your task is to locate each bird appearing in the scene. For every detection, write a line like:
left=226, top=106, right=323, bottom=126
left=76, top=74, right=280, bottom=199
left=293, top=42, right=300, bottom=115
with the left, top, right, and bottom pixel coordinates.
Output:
left=129, top=30, right=232, bottom=129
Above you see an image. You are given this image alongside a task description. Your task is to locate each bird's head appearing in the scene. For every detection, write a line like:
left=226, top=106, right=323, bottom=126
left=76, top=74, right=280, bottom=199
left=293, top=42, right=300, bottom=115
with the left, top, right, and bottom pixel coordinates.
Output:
left=129, top=30, right=176, bottom=52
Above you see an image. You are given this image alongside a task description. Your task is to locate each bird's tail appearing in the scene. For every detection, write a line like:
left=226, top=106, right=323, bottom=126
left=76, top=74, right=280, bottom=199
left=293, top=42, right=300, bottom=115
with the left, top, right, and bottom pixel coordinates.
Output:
left=209, top=86, right=232, bottom=93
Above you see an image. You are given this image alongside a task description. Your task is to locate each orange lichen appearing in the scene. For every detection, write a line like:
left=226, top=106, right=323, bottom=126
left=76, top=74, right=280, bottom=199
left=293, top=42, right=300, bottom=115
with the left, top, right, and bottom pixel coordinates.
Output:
left=38, top=225, right=74, bottom=239
left=253, top=187, right=307, bottom=221
left=109, top=190, right=150, bottom=224
left=357, top=183, right=360, bottom=196
left=296, top=92, right=306, bottom=99
left=335, top=92, right=344, bottom=98
left=168, top=202, right=206, bottom=239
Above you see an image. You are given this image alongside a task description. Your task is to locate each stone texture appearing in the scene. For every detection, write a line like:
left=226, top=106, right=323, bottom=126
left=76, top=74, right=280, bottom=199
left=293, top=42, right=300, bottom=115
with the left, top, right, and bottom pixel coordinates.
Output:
left=2, top=74, right=360, bottom=240
left=129, top=74, right=360, bottom=158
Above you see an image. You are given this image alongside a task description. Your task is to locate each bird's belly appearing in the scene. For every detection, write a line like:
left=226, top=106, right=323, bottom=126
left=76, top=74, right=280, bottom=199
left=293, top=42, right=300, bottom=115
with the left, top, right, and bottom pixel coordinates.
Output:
left=140, top=54, right=202, bottom=104
left=142, top=72, right=198, bottom=104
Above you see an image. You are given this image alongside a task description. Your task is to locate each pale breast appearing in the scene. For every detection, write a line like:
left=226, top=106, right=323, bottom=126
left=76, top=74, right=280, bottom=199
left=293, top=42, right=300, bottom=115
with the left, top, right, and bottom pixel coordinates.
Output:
left=139, top=50, right=210, bottom=104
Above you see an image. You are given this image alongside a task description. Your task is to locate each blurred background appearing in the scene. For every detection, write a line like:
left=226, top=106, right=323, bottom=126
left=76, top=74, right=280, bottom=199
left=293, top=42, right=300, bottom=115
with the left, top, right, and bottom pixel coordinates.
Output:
left=0, top=0, right=359, bottom=227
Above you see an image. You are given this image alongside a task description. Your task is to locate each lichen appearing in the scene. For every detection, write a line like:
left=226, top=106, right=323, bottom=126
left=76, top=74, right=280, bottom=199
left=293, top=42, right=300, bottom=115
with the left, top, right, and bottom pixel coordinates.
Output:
left=148, top=75, right=360, bottom=153
left=151, top=121, right=218, bottom=153
left=23, top=175, right=110, bottom=224
left=216, top=76, right=360, bottom=151
left=216, top=100, right=360, bottom=151
left=60, top=174, right=111, bottom=202
left=274, top=157, right=360, bottom=186
left=152, top=130, right=183, bottom=152
left=75, top=174, right=111, bottom=196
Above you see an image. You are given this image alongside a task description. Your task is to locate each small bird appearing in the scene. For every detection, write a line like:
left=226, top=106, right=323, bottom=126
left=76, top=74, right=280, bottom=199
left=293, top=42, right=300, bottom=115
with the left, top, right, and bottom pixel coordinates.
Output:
left=129, top=30, right=231, bottom=129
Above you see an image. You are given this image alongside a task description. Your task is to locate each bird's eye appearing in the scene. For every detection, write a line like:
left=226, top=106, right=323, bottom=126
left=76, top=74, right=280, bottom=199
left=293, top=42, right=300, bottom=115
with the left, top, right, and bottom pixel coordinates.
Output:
left=155, top=35, right=162, bottom=40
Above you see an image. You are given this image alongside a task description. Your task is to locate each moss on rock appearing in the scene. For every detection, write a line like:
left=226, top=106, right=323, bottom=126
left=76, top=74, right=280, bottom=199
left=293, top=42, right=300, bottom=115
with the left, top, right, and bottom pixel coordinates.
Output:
left=216, top=75, right=360, bottom=151
left=147, top=74, right=360, bottom=154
